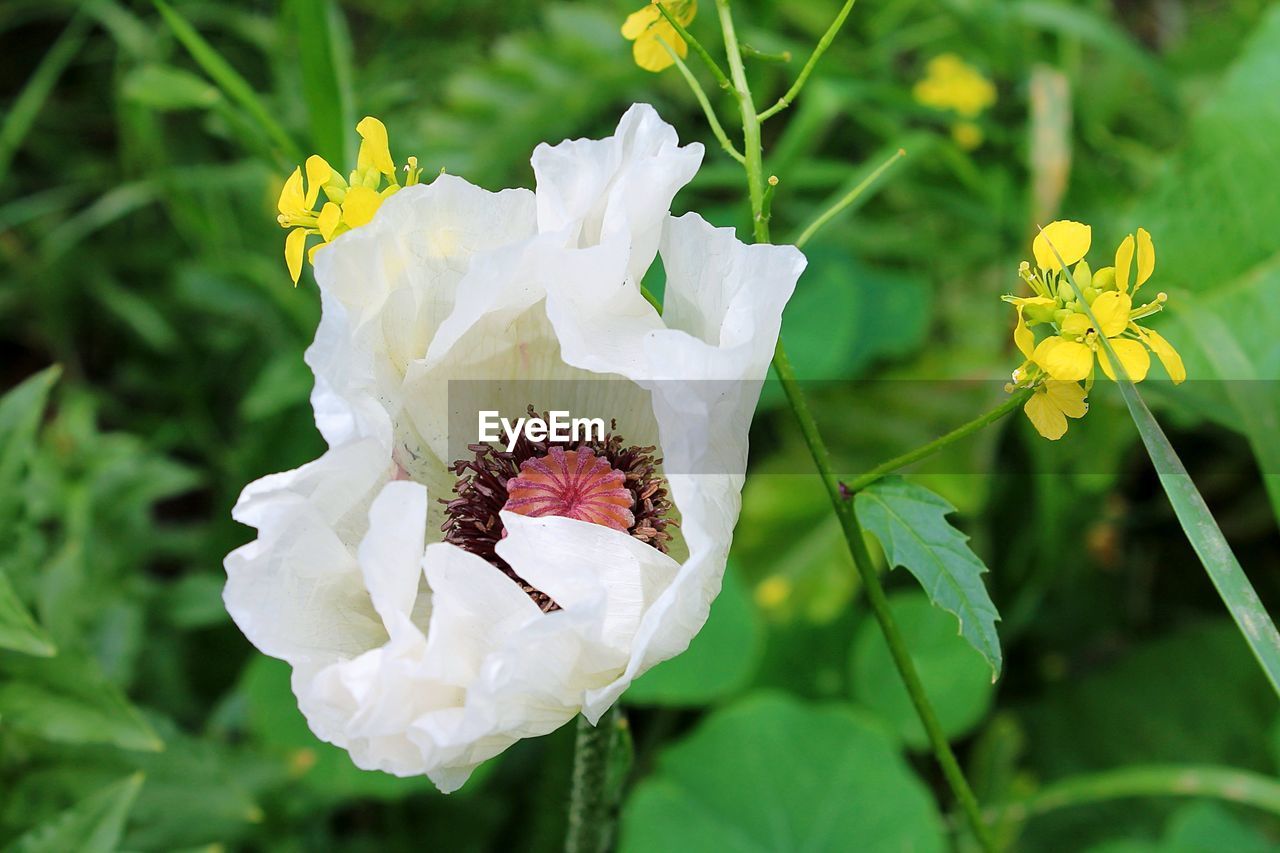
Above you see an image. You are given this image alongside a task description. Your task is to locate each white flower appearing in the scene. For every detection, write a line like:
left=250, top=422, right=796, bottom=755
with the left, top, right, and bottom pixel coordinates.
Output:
left=224, top=105, right=805, bottom=792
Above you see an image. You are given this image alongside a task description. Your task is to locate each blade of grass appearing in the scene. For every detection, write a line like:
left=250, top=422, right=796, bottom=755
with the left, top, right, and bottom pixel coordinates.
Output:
left=284, top=0, right=354, bottom=166
left=152, top=0, right=300, bottom=164
left=0, top=12, right=92, bottom=184
left=1045, top=232, right=1280, bottom=699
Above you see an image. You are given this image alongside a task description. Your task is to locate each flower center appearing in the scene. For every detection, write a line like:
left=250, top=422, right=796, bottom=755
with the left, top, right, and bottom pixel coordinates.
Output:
left=440, top=407, right=674, bottom=612
left=502, top=447, right=636, bottom=531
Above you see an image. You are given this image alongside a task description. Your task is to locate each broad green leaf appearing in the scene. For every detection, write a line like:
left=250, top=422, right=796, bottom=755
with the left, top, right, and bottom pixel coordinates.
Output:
left=625, top=566, right=762, bottom=706
left=284, top=0, right=355, bottom=166
left=761, top=249, right=931, bottom=409
left=152, top=0, right=300, bottom=162
left=854, top=476, right=1002, bottom=678
left=0, top=650, right=163, bottom=752
left=7, top=773, right=143, bottom=853
left=1128, top=7, right=1280, bottom=518
left=619, top=693, right=945, bottom=852
left=120, top=63, right=221, bottom=110
left=851, top=592, right=995, bottom=748
left=0, top=570, right=55, bottom=657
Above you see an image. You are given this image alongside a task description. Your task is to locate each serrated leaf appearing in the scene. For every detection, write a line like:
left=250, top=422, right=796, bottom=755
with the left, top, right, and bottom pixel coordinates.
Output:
left=0, top=569, right=55, bottom=656
left=6, top=773, right=144, bottom=853
left=0, top=650, right=163, bottom=752
left=854, top=476, right=1002, bottom=678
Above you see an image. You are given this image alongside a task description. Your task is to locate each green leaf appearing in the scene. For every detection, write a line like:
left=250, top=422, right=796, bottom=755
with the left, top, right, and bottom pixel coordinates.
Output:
left=151, top=0, right=300, bottom=162
left=854, top=476, right=1002, bottom=678
left=6, top=773, right=144, bottom=853
left=0, top=650, right=163, bottom=752
left=625, top=566, right=762, bottom=706
left=0, top=366, right=60, bottom=524
left=1128, top=7, right=1280, bottom=518
left=851, top=592, right=995, bottom=748
left=120, top=63, right=221, bottom=110
left=284, top=0, right=355, bottom=166
left=0, top=570, right=55, bottom=657
left=619, top=692, right=945, bottom=852
left=1048, top=233, right=1280, bottom=702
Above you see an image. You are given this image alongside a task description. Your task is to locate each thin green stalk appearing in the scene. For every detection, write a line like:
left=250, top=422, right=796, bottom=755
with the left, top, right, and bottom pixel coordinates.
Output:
left=842, top=389, right=1032, bottom=494
left=711, top=3, right=995, bottom=848
left=794, top=148, right=905, bottom=248
left=565, top=708, right=620, bottom=853
left=0, top=12, right=92, bottom=185
left=740, top=43, right=792, bottom=63
left=716, top=0, right=766, bottom=236
left=654, top=2, right=733, bottom=91
left=660, top=38, right=745, bottom=164
left=758, top=0, right=859, bottom=121
left=153, top=0, right=301, bottom=164
left=986, top=764, right=1280, bottom=827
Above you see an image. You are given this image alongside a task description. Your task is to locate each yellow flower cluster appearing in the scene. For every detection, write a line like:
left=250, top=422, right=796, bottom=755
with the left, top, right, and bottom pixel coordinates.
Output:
left=621, top=0, right=697, bottom=72
left=276, top=117, right=422, bottom=284
left=1004, top=220, right=1186, bottom=440
left=912, top=54, right=996, bottom=150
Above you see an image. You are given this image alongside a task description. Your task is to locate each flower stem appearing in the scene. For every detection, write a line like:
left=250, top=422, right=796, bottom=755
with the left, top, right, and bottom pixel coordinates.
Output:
left=565, top=707, right=620, bottom=853
left=794, top=147, right=906, bottom=248
left=758, top=0, right=859, bottom=121
left=712, top=2, right=996, bottom=849
left=654, top=2, right=733, bottom=91
left=659, top=38, right=746, bottom=164
left=841, top=388, right=1032, bottom=494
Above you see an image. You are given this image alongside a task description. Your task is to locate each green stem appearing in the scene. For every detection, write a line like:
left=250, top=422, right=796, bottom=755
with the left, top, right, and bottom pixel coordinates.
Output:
left=565, top=708, right=619, bottom=853
left=654, top=2, right=733, bottom=91
left=758, top=0, right=859, bottom=121
left=773, top=350, right=998, bottom=853
left=842, top=389, right=1031, bottom=494
left=716, top=0, right=766, bottom=237
left=711, top=3, right=995, bottom=848
left=794, top=147, right=906, bottom=248
left=740, top=43, right=792, bottom=63
left=986, top=764, right=1280, bottom=828
left=659, top=38, right=746, bottom=164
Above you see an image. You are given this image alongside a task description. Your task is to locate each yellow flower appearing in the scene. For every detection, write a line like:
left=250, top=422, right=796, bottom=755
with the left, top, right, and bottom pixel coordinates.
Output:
left=1003, top=221, right=1186, bottom=439
left=914, top=54, right=996, bottom=147
left=622, top=0, right=696, bottom=72
left=1023, top=380, right=1088, bottom=441
left=275, top=116, right=423, bottom=285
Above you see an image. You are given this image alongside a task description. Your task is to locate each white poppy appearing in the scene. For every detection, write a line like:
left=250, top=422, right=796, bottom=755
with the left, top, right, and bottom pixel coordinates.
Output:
left=224, top=105, right=805, bottom=792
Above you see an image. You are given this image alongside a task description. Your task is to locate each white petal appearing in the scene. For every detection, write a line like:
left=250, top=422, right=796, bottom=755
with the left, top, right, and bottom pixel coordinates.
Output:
left=532, top=103, right=703, bottom=282
left=224, top=439, right=392, bottom=666
left=358, top=479, right=428, bottom=636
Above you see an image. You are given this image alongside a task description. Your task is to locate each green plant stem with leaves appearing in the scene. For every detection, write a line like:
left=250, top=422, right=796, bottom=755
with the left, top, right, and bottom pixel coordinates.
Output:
left=707, top=1, right=998, bottom=849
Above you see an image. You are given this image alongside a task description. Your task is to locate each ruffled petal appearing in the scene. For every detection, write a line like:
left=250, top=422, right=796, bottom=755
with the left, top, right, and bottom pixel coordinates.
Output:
left=531, top=103, right=703, bottom=283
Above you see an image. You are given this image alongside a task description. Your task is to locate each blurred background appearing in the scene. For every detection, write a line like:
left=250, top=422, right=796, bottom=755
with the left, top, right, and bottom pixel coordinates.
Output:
left=2, top=0, right=1279, bottom=850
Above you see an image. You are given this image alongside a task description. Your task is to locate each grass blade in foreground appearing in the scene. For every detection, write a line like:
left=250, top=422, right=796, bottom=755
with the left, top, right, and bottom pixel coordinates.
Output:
left=1047, top=236, right=1280, bottom=699
left=153, top=0, right=300, bottom=163
left=1114, top=381, right=1280, bottom=695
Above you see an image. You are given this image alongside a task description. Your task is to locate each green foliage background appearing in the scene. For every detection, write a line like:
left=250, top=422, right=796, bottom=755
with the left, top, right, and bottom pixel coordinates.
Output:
left=2, top=0, right=1279, bottom=849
